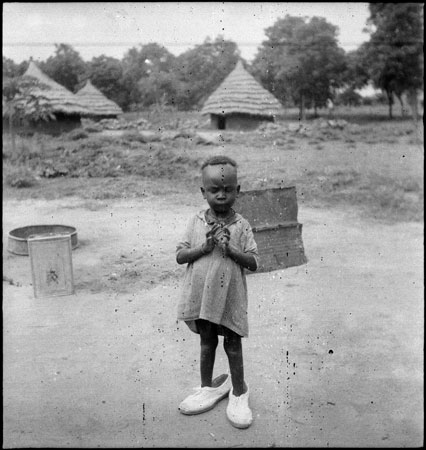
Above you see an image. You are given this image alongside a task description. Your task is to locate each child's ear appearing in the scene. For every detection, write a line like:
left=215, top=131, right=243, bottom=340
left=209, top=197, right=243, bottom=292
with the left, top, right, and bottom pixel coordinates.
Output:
left=236, top=185, right=241, bottom=196
left=200, top=187, right=206, bottom=198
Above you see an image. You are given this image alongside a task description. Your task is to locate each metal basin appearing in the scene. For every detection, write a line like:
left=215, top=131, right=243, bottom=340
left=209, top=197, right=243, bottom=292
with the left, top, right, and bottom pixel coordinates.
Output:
left=8, top=225, right=78, bottom=256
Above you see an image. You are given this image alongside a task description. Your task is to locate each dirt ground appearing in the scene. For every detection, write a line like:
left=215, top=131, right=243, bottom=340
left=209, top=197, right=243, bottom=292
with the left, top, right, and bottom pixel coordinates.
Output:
left=2, top=190, right=423, bottom=447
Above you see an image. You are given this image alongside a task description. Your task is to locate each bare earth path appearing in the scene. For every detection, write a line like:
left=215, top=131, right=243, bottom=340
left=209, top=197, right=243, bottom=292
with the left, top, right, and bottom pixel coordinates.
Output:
left=2, top=195, right=423, bottom=447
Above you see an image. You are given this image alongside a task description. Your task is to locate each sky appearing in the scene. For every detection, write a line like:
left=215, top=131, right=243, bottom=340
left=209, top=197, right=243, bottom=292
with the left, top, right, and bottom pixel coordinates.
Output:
left=3, top=2, right=371, bottom=64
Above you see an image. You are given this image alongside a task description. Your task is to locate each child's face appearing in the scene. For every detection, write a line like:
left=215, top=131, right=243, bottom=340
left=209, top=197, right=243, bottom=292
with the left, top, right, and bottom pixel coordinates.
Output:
left=201, top=164, right=240, bottom=214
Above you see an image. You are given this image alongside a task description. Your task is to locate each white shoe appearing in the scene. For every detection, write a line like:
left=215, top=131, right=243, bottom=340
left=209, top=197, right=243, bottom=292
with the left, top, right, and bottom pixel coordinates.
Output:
left=179, top=373, right=231, bottom=415
left=226, top=383, right=253, bottom=429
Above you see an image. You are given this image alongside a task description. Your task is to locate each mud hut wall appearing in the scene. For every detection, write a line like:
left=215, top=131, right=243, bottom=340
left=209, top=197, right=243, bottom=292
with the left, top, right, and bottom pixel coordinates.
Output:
left=226, top=114, right=269, bottom=131
left=209, top=113, right=274, bottom=130
left=209, top=114, right=220, bottom=129
left=12, top=114, right=82, bottom=136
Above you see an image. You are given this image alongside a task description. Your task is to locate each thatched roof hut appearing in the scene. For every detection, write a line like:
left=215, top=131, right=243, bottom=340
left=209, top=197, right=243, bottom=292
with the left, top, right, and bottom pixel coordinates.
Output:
left=75, top=80, right=123, bottom=119
left=201, top=61, right=284, bottom=130
left=22, top=60, right=89, bottom=116
left=12, top=60, right=89, bottom=135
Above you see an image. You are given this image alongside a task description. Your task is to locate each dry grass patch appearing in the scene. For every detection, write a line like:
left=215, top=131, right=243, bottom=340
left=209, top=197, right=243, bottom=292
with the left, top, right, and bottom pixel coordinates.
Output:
left=3, top=107, right=423, bottom=223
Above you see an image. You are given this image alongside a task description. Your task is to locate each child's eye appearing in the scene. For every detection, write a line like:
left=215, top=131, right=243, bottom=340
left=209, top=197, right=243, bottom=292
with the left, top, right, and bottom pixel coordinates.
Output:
left=225, top=187, right=234, bottom=193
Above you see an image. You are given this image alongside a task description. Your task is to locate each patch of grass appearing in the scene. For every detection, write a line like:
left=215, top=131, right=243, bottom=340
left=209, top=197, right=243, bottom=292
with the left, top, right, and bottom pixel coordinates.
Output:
left=66, top=129, right=89, bottom=140
left=3, top=111, right=423, bottom=223
left=293, top=168, right=423, bottom=222
left=120, top=130, right=150, bottom=143
left=400, top=179, right=421, bottom=192
left=62, top=200, right=108, bottom=211
left=2, top=132, right=202, bottom=180
left=3, top=164, right=39, bottom=188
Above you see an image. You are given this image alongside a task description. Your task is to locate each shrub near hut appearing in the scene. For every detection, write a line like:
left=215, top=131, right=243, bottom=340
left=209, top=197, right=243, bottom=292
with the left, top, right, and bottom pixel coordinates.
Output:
left=3, top=130, right=202, bottom=183
left=9, top=61, right=89, bottom=136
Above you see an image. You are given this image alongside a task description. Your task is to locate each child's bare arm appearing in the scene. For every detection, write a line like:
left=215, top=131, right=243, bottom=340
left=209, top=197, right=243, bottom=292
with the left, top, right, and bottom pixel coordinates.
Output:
left=176, top=244, right=208, bottom=264
left=224, top=243, right=258, bottom=271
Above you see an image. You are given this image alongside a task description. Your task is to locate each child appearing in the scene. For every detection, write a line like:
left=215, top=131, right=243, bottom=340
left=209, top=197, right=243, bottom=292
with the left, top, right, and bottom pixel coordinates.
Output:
left=176, top=155, right=259, bottom=429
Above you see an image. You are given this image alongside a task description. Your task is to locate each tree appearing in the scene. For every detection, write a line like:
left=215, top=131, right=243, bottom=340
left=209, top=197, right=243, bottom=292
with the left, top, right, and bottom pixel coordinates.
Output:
left=174, top=36, right=240, bottom=110
left=336, top=88, right=363, bottom=107
left=252, top=15, right=347, bottom=119
left=343, top=49, right=370, bottom=91
left=3, top=75, right=54, bottom=151
left=41, top=43, right=87, bottom=92
left=250, top=45, right=290, bottom=106
left=363, top=3, right=424, bottom=119
left=137, top=69, right=181, bottom=107
left=3, top=57, right=28, bottom=79
left=121, top=43, right=176, bottom=109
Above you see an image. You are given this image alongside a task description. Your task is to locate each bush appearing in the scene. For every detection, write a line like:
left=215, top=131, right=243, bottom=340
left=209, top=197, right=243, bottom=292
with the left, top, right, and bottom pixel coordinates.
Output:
left=361, top=96, right=375, bottom=106
left=4, top=165, right=38, bottom=188
left=373, top=93, right=388, bottom=105
left=2, top=139, right=41, bottom=164
left=66, top=129, right=89, bottom=140
left=120, top=131, right=149, bottom=143
left=359, top=94, right=385, bottom=106
left=84, top=124, right=102, bottom=133
left=336, top=89, right=362, bottom=107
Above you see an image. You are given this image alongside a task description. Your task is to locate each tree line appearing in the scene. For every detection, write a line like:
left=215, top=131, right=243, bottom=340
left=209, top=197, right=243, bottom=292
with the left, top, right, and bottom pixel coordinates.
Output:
left=3, top=4, right=423, bottom=120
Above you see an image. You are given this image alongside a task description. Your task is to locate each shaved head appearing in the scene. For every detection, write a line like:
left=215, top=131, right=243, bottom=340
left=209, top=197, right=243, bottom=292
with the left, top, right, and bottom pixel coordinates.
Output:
left=200, top=157, right=240, bottom=215
left=202, top=163, right=237, bottom=187
left=201, top=155, right=237, bottom=170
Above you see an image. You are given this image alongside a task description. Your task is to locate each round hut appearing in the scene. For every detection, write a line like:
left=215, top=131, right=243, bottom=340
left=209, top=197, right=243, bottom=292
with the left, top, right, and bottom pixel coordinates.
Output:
left=201, top=61, right=284, bottom=131
left=75, top=80, right=123, bottom=120
left=16, top=60, right=89, bottom=135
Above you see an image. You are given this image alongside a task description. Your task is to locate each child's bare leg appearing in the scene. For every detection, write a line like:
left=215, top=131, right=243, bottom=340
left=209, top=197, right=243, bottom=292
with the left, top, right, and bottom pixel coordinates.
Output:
left=223, top=328, right=246, bottom=396
left=197, top=319, right=218, bottom=387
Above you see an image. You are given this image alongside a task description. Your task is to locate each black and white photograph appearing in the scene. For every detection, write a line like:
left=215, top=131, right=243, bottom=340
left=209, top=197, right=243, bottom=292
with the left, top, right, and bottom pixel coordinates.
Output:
left=3, top=2, right=423, bottom=447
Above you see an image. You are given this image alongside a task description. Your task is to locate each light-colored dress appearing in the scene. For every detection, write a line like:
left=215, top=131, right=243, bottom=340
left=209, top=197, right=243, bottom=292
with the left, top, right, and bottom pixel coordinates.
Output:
left=176, top=209, right=259, bottom=337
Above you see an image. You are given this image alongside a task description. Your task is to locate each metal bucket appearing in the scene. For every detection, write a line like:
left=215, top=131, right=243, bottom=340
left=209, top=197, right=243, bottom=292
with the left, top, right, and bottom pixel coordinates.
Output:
left=28, top=234, right=75, bottom=298
left=8, top=224, right=78, bottom=256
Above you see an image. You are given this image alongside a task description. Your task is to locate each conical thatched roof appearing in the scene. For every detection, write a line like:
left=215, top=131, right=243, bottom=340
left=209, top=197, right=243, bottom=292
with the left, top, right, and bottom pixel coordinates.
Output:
left=75, top=80, right=123, bottom=117
left=21, top=61, right=89, bottom=116
left=201, top=61, right=284, bottom=117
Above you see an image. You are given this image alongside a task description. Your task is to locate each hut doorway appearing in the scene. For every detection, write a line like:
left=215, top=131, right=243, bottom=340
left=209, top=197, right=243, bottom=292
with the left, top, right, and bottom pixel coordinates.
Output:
left=218, top=115, right=226, bottom=130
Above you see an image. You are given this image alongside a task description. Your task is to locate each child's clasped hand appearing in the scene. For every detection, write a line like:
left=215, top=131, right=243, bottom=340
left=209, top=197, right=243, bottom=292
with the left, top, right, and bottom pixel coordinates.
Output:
left=213, top=225, right=230, bottom=248
left=202, top=223, right=231, bottom=254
